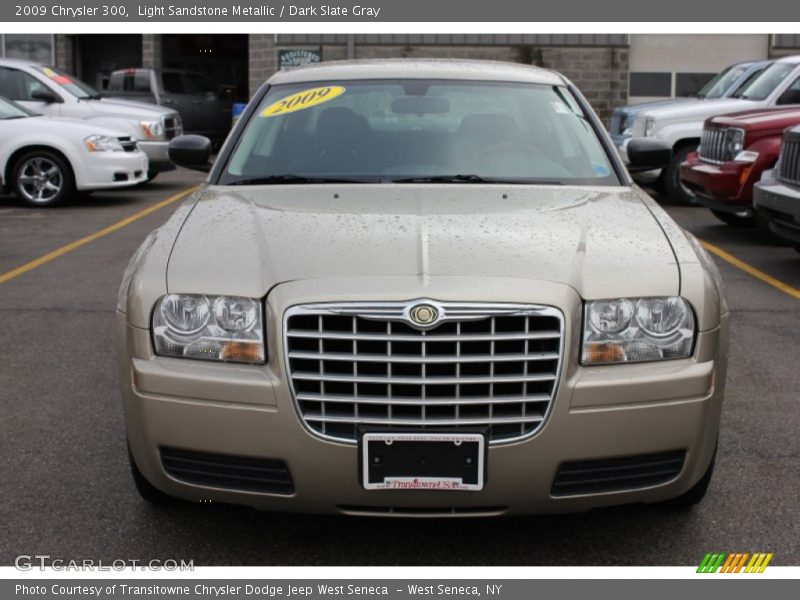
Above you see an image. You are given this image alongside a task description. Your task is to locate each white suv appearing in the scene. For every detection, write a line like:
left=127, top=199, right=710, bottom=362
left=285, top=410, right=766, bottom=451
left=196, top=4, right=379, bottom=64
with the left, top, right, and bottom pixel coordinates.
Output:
left=629, top=54, right=800, bottom=203
left=0, top=58, right=182, bottom=181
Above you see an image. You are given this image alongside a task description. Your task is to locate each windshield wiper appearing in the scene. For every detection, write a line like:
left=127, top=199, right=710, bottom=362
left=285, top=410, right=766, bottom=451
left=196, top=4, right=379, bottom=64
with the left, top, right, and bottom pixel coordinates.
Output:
left=227, top=174, right=375, bottom=185
left=390, top=174, right=493, bottom=184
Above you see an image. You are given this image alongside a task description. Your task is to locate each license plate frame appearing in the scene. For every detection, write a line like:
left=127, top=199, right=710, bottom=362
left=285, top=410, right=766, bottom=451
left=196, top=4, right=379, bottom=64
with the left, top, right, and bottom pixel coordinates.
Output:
left=359, top=430, right=486, bottom=491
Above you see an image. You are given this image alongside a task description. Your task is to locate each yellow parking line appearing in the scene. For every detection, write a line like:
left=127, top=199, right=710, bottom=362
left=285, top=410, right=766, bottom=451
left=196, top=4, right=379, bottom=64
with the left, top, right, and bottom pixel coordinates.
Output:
left=700, top=240, right=800, bottom=300
left=0, top=186, right=198, bottom=286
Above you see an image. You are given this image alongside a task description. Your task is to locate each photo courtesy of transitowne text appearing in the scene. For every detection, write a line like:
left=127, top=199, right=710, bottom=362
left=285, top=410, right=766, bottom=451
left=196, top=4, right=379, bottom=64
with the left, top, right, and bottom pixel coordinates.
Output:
left=0, top=0, right=799, bottom=599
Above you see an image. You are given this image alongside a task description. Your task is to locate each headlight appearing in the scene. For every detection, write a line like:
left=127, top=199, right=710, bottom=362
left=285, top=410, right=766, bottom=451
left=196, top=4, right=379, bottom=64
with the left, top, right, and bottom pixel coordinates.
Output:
left=724, top=128, right=745, bottom=159
left=153, top=294, right=264, bottom=363
left=84, top=134, right=123, bottom=152
left=140, top=120, right=164, bottom=140
left=644, top=118, right=656, bottom=138
left=582, top=297, right=694, bottom=365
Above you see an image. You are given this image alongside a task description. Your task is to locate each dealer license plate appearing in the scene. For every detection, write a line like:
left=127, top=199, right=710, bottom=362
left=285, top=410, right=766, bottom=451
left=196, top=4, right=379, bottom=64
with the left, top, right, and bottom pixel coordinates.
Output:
left=360, top=431, right=485, bottom=491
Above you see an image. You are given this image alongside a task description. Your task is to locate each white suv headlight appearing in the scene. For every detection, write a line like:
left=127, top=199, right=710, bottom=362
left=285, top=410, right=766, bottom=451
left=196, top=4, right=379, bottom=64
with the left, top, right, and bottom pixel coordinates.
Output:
left=153, top=294, right=265, bottom=363
left=644, top=118, right=656, bottom=138
left=582, top=297, right=694, bottom=365
left=140, top=120, right=164, bottom=140
left=84, top=134, right=123, bottom=152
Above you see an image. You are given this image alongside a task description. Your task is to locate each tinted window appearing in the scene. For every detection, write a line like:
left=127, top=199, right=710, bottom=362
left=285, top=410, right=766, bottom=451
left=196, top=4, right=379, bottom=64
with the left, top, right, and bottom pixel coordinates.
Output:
left=737, top=62, right=796, bottom=101
left=0, top=96, right=36, bottom=119
left=223, top=79, right=617, bottom=186
left=777, top=77, right=800, bottom=106
left=109, top=71, right=150, bottom=92
left=0, top=67, right=54, bottom=101
left=698, top=65, right=747, bottom=99
left=32, top=66, right=98, bottom=99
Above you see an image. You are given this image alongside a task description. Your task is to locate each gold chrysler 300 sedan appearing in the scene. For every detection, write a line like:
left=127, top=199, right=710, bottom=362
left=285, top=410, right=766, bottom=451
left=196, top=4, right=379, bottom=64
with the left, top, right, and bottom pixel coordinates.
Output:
left=116, top=59, right=728, bottom=516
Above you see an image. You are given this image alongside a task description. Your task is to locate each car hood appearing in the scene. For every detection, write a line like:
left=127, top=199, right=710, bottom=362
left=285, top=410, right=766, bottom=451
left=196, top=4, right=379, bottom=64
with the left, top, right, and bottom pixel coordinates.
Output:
left=84, top=97, right=175, bottom=119
left=167, top=185, right=680, bottom=300
left=710, top=107, right=800, bottom=129
left=8, top=115, right=129, bottom=137
left=640, top=97, right=757, bottom=122
left=615, top=98, right=695, bottom=116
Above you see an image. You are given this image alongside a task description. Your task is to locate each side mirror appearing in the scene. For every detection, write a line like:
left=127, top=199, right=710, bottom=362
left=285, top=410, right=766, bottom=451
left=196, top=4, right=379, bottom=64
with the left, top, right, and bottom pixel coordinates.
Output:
left=168, top=135, right=212, bottom=172
left=626, top=138, right=672, bottom=173
left=31, top=88, right=61, bottom=103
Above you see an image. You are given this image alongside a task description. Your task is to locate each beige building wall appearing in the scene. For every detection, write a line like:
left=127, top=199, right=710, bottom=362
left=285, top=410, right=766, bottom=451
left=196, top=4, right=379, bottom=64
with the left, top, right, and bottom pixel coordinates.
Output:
left=628, top=34, right=770, bottom=103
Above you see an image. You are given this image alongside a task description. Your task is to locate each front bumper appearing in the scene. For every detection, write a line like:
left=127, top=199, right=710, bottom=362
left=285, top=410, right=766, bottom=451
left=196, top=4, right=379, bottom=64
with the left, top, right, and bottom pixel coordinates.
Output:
left=138, top=141, right=175, bottom=173
left=118, top=279, right=727, bottom=516
left=680, top=153, right=756, bottom=213
left=754, top=179, right=800, bottom=244
left=77, top=150, right=149, bottom=190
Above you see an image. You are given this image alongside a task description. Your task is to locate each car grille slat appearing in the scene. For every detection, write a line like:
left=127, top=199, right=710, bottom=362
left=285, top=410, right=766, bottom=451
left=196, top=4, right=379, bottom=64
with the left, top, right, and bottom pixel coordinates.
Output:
left=285, top=302, right=564, bottom=444
left=779, top=135, right=800, bottom=186
left=699, top=126, right=728, bottom=164
left=288, top=350, right=560, bottom=363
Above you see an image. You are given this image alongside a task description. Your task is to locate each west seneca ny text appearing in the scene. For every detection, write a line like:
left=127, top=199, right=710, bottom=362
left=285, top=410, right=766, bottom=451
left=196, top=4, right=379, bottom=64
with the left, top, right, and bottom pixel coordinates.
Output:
left=136, top=3, right=382, bottom=18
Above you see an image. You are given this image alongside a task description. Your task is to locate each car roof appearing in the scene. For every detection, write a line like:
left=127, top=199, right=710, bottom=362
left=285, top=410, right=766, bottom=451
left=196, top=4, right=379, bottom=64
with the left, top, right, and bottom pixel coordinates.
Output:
left=0, top=57, right=42, bottom=69
left=775, top=54, right=800, bottom=64
left=268, top=59, right=566, bottom=86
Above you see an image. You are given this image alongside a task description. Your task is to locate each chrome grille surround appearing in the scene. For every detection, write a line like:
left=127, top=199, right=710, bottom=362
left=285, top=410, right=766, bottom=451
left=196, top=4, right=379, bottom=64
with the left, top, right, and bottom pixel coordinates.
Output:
left=778, top=133, right=800, bottom=186
left=284, top=300, right=565, bottom=445
left=699, top=126, right=729, bottom=164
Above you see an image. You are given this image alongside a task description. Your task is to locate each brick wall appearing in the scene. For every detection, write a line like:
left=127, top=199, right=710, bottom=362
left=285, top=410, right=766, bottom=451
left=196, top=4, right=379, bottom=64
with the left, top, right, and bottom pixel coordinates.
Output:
left=141, top=34, right=162, bottom=69
left=249, top=35, right=277, bottom=97
left=535, top=47, right=629, bottom=123
left=54, top=35, right=74, bottom=73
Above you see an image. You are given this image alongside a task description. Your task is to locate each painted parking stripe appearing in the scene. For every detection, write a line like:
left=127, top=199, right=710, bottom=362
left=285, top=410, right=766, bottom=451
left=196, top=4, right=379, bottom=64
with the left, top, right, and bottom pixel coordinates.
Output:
left=0, top=186, right=198, bottom=286
left=700, top=240, right=800, bottom=300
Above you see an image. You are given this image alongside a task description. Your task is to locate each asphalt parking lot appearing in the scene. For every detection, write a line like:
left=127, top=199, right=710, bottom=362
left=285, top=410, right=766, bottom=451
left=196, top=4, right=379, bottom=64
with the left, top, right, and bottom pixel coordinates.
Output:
left=1, top=169, right=798, bottom=567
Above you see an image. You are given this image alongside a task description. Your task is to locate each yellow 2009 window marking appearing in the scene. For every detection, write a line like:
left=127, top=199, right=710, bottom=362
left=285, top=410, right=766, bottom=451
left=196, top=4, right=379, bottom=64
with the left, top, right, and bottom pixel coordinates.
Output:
left=261, top=85, right=346, bottom=118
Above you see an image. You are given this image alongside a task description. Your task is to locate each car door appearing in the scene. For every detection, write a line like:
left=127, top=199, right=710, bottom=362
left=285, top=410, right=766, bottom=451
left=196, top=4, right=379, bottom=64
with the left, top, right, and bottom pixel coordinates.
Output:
left=159, top=71, right=194, bottom=131
left=183, top=72, right=231, bottom=140
left=0, top=67, right=62, bottom=116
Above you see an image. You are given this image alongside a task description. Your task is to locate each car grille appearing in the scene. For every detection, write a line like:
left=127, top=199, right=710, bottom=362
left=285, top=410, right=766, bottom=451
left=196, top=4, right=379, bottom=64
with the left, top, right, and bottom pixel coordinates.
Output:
left=551, top=450, right=686, bottom=496
left=117, top=136, right=137, bottom=152
left=699, top=126, right=730, bottom=163
left=163, top=114, right=182, bottom=140
left=160, top=447, right=294, bottom=494
left=778, top=133, right=800, bottom=186
left=284, top=301, right=564, bottom=444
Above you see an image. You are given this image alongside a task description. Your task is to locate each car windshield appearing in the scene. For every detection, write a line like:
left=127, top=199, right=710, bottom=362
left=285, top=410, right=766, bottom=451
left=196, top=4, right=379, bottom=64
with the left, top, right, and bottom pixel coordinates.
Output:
left=222, top=79, right=618, bottom=186
left=0, top=95, right=37, bottom=119
left=698, top=64, right=747, bottom=99
left=735, top=62, right=796, bottom=100
left=33, top=66, right=100, bottom=99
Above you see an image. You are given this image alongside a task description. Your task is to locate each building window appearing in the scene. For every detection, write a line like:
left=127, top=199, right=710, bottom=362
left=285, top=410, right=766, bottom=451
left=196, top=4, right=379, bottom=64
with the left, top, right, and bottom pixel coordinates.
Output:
left=629, top=72, right=672, bottom=97
left=2, top=34, right=54, bottom=64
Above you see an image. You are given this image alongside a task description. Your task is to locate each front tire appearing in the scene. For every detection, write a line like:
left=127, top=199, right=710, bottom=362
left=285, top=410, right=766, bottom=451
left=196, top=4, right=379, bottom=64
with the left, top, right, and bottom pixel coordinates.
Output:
left=711, top=209, right=755, bottom=227
left=12, top=150, right=75, bottom=207
left=664, top=144, right=699, bottom=205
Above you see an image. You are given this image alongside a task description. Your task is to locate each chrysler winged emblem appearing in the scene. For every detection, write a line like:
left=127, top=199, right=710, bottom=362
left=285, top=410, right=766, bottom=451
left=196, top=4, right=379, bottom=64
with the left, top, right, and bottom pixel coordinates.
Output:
left=409, top=303, right=439, bottom=327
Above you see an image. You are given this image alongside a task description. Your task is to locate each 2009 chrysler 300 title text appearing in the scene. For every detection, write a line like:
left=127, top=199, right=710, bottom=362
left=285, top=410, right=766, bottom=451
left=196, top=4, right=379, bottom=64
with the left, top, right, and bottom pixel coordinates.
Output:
left=116, top=60, right=729, bottom=516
